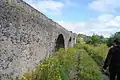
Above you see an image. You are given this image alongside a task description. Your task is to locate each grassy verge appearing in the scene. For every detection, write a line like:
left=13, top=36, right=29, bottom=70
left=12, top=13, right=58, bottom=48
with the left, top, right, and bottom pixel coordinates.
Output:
left=76, top=43, right=109, bottom=68
left=79, top=49, right=102, bottom=80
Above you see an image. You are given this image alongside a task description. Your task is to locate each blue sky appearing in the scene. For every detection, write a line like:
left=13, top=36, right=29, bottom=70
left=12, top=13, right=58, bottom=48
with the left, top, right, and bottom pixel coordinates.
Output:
left=23, top=0, right=120, bottom=37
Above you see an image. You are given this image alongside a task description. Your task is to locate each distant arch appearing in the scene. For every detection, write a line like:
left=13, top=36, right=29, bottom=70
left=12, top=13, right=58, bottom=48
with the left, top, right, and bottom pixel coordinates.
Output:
left=68, top=37, right=72, bottom=48
left=55, top=34, right=65, bottom=51
left=69, top=37, right=72, bottom=42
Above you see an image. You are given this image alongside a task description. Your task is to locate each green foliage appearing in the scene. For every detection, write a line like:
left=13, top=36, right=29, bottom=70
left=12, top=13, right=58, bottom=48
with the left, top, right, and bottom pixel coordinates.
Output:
left=89, top=34, right=107, bottom=45
left=16, top=40, right=109, bottom=80
left=77, top=43, right=109, bottom=68
left=107, top=32, right=120, bottom=47
left=20, top=48, right=80, bottom=80
left=77, top=34, right=91, bottom=43
left=90, top=34, right=99, bottom=45
left=77, top=34, right=107, bottom=45
left=19, top=43, right=105, bottom=80
left=80, top=50, right=101, bottom=80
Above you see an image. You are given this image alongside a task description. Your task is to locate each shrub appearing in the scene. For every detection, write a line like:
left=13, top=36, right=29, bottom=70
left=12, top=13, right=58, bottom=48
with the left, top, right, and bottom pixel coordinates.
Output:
left=20, top=48, right=80, bottom=80
left=78, top=43, right=109, bottom=68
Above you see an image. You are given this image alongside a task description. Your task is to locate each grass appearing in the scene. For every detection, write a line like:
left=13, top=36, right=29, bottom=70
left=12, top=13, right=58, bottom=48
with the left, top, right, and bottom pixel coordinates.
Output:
left=19, top=47, right=103, bottom=80
left=79, top=49, right=102, bottom=80
left=76, top=42, right=109, bottom=68
left=20, top=48, right=80, bottom=80
left=16, top=42, right=109, bottom=80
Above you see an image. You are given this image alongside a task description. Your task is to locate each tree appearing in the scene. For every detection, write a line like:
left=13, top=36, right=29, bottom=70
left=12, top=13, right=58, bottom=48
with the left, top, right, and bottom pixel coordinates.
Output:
left=90, top=34, right=99, bottom=45
left=107, top=32, right=120, bottom=47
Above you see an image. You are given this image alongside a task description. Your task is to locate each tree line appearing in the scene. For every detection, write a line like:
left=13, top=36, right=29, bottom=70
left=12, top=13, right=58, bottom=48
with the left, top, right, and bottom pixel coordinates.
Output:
left=77, top=32, right=120, bottom=47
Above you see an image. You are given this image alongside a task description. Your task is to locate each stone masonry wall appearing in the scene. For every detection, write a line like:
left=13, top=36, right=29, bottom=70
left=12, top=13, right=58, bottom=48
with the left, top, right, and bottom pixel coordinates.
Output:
left=0, top=0, right=77, bottom=79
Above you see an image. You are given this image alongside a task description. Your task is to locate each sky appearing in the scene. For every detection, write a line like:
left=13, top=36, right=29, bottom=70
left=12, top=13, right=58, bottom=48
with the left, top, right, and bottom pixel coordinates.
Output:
left=23, top=0, right=120, bottom=37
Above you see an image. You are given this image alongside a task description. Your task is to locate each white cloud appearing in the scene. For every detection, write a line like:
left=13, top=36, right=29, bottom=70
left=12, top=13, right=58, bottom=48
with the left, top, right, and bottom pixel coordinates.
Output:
left=89, top=0, right=120, bottom=13
left=24, top=0, right=65, bottom=15
left=64, top=0, right=77, bottom=7
left=97, top=14, right=114, bottom=22
left=58, top=14, right=120, bottom=37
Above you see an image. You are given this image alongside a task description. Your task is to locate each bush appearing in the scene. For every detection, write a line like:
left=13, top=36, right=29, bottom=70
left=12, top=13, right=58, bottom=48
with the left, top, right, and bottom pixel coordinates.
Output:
left=107, top=32, right=120, bottom=47
left=20, top=48, right=80, bottom=80
left=77, top=43, right=109, bottom=68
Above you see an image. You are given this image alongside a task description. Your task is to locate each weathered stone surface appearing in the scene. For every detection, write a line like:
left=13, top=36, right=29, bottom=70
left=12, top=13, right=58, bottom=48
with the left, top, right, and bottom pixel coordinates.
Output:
left=0, top=0, right=77, bottom=79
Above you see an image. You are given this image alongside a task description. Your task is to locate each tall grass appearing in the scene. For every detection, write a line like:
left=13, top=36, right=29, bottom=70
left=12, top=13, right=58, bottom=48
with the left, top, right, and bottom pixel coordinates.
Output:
left=76, top=42, right=109, bottom=68
left=20, top=48, right=81, bottom=80
left=18, top=42, right=108, bottom=80
left=79, top=49, right=101, bottom=80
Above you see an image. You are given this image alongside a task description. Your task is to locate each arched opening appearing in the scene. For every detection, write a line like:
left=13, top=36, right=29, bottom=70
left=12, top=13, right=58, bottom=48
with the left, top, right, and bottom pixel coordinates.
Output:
left=69, top=37, right=72, bottom=42
left=68, top=37, right=72, bottom=48
left=55, top=34, right=65, bottom=51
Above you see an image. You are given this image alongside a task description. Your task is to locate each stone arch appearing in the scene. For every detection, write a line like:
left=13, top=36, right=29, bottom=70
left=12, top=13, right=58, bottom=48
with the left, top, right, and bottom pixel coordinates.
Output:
left=55, top=34, right=65, bottom=51
left=68, top=37, right=72, bottom=48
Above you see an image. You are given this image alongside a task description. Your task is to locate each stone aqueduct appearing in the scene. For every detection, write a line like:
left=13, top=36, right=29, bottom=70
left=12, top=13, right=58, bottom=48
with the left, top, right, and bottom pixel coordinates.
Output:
left=0, top=0, right=77, bottom=79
